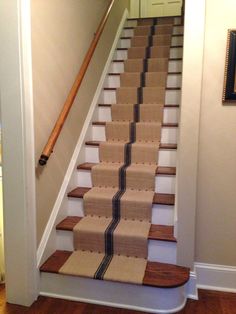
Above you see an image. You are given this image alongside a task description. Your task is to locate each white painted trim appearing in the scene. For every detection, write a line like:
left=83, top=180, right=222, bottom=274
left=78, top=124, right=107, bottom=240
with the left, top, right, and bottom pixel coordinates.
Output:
left=40, top=292, right=187, bottom=314
left=176, top=0, right=206, bottom=268
left=0, top=0, right=38, bottom=306
left=195, top=262, right=236, bottom=293
left=37, top=9, right=129, bottom=267
left=186, top=271, right=198, bottom=300
left=40, top=272, right=187, bottom=314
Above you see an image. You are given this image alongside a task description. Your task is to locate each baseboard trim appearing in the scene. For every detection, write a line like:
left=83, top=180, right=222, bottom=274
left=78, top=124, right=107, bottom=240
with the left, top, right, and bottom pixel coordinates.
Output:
left=186, top=271, right=198, bottom=300
left=37, top=8, right=129, bottom=267
left=195, top=262, right=236, bottom=293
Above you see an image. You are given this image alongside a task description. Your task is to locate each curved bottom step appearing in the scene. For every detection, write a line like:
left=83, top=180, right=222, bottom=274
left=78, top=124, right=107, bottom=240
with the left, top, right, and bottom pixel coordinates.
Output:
left=40, top=251, right=189, bottom=313
left=41, top=251, right=189, bottom=288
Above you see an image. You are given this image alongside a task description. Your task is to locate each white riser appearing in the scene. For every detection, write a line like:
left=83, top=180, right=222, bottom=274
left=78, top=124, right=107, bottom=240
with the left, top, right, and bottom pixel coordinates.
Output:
left=117, top=36, right=182, bottom=49
left=76, top=170, right=175, bottom=194
left=114, top=47, right=183, bottom=60
left=109, top=61, right=124, bottom=73
left=167, top=74, right=182, bottom=88
left=67, top=198, right=175, bottom=226
left=170, top=47, right=183, bottom=59
left=104, top=74, right=181, bottom=88
left=168, top=60, right=182, bottom=72
left=99, top=89, right=181, bottom=105
left=109, top=60, right=182, bottom=74
left=149, top=240, right=176, bottom=264
left=85, top=146, right=177, bottom=167
left=40, top=273, right=187, bottom=314
left=98, top=106, right=180, bottom=124
left=166, top=90, right=181, bottom=104
left=122, top=25, right=184, bottom=37
left=152, top=204, right=174, bottom=225
left=56, top=230, right=176, bottom=264
left=92, top=125, right=178, bottom=144
left=125, top=17, right=182, bottom=28
left=172, top=36, right=183, bottom=46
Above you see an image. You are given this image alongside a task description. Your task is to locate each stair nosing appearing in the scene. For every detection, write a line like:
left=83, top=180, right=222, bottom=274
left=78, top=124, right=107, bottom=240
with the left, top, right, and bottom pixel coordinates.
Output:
left=85, top=141, right=177, bottom=150
left=120, top=34, right=183, bottom=39
left=116, top=45, right=183, bottom=50
left=40, top=250, right=190, bottom=288
left=56, top=216, right=177, bottom=243
left=108, top=71, right=182, bottom=76
left=98, top=103, right=180, bottom=108
left=68, top=187, right=175, bottom=206
left=124, top=24, right=183, bottom=30
left=77, top=162, right=176, bottom=176
left=112, top=58, right=183, bottom=62
left=92, top=121, right=178, bottom=128
left=103, top=87, right=181, bottom=91
left=127, top=16, right=182, bottom=20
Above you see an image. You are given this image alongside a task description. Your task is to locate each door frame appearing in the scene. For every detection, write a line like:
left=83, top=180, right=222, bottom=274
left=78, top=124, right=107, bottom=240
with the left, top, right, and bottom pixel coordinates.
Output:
left=0, top=0, right=38, bottom=306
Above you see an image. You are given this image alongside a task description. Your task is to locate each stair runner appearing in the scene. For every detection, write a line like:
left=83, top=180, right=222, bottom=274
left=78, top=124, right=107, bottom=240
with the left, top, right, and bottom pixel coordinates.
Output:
left=55, top=18, right=174, bottom=285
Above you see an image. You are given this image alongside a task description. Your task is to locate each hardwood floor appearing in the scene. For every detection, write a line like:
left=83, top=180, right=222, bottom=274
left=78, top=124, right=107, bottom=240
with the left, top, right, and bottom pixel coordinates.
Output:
left=0, top=286, right=236, bottom=313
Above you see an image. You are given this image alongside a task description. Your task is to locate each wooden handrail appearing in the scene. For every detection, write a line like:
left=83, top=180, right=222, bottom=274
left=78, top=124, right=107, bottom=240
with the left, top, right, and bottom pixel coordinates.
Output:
left=39, top=0, right=115, bottom=166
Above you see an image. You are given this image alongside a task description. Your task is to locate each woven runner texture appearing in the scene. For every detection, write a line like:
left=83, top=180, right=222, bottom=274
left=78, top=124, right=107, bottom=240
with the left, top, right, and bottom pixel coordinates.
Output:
left=59, top=17, right=174, bottom=285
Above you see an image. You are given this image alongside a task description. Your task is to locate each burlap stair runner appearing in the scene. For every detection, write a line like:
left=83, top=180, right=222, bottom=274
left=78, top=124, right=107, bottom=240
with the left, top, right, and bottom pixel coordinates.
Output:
left=128, top=46, right=171, bottom=59
left=120, top=72, right=167, bottom=87
left=59, top=18, right=173, bottom=285
left=124, top=58, right=168, bottom=72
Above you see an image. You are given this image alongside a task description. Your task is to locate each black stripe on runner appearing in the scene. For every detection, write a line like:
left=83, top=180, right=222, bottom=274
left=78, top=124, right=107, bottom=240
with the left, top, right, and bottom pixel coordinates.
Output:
left=143, top=58, right=148, bottom=72
left=134, top=104, right=140, bottom=122
left=138, top=87, right=143, bottom=104
left=94, top=123, right=136, bottom=280
left=146, top=47, right=151, bottom=59
left=151, top=25, right=155, bottom=36
left=141, top=72, right=146, bottom=87
left=148, top=36, right=153, bottom=47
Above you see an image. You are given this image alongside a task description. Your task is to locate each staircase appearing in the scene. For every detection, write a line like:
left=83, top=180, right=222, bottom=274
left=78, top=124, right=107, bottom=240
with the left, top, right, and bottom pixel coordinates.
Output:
left=40, top=16, right=190, bottom=313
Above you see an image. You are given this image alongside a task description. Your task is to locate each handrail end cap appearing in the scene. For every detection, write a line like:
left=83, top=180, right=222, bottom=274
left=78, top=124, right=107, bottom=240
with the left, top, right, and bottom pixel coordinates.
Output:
left=39, top=155, right=49, bottom=166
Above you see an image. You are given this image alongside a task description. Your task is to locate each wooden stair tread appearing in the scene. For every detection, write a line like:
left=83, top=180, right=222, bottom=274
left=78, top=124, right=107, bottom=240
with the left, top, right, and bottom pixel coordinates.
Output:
left=117, top=45, right=183, bottom=50
left=143, top=261, right=189, bottom=288
left=85, top=140, right=177, bottom=150
left=149, top=224, right=176, bottom=242
left=103, top=87, right=181, bottom=91
left=127, top=16, right=181, bottom=20
left=98, top=103, right=180, bottom=108
left=77, top=162, right=176, bottom=176
left=113, top=58, right=182, bottom=62
left=108, top=71, right=182, bottom=75
left=40, top=250, right=73, bottom=274
left=68, top=187, right=175, bottom=205
left=124, top=24, right=183, bottom=29
left=120, top=35, right=183, bottom=39
left=56, top=216, right=176, bottom=242
left=92, top=121, right=178, bottom=127
left=40, top=250, right=189, bottom=288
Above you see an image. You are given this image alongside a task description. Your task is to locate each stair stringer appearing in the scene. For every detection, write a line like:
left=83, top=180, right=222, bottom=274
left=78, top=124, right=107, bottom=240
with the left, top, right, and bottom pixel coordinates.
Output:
left=37, top=8, right=129, bottom=268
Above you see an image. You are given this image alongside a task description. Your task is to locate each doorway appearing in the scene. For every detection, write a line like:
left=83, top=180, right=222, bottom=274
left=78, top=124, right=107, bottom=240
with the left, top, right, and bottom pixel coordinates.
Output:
left=130, top=0, right=183, bottom=18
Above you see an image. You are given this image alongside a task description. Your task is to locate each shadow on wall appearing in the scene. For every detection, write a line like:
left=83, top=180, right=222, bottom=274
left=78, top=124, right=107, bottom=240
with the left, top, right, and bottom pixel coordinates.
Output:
left=0, top=131, right=4, bottom=282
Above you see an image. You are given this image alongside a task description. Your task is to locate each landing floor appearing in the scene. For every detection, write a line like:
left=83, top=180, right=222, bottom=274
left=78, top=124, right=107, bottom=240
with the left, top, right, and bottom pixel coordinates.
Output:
left=0, top=286, right=236, bottom=313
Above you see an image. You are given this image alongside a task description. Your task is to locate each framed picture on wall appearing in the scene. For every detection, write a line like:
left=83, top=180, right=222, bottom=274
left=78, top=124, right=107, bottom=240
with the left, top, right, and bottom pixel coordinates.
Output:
left=223, top=29, right=236, bottom=102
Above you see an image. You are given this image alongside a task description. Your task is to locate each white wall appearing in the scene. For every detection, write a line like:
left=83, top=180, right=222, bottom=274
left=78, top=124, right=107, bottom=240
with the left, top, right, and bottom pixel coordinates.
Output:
left=196, top=0, right=236, bottom=266
left=32, top=0, right=130, bottom=244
